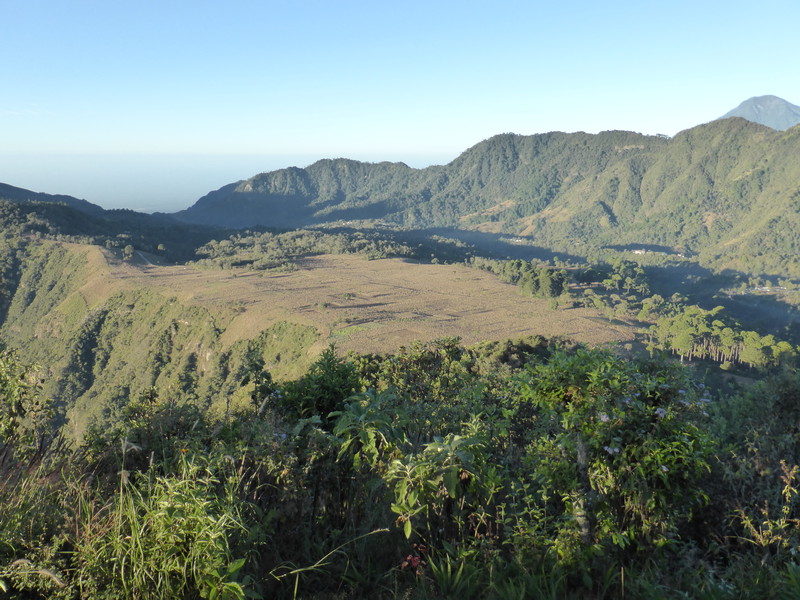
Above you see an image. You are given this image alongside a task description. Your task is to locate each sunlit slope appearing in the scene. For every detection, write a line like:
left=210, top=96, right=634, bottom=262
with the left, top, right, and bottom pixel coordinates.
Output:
left=103, top=252, right=632, bottom=354
left=176, top=119, right=800, bottom=277
left=1, top=241, right=634, bottom=437
left=1, top=241, right=319, bottom=439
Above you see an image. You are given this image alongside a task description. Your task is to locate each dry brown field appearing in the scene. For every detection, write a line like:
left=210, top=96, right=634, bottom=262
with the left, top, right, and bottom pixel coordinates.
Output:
left=91, top=248, right=636, bottom=356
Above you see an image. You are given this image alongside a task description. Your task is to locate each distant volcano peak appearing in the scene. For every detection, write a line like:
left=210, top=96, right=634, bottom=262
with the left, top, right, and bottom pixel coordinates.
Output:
left=720, top=95, right=800, bottom=130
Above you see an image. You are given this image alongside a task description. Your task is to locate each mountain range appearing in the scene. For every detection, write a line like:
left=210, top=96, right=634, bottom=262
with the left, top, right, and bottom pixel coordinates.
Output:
left=0, top=182, right=106, bottom=216
left=169, top=116, right=800, bottom=277
left=3, top=97, right=800, bottom=278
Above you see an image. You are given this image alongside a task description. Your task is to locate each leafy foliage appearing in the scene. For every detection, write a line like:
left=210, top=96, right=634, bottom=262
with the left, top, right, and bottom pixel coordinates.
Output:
left=74, top=455, right=249, bottom=600
left=0, top=349, right=52, bottom=456
left=3, top=337, right=800, bottom=598
left=468, top=256, right=570, bottom=298
left=281, top=344, right=360, bottom=422
left=511, top=349, right=713, bottom=558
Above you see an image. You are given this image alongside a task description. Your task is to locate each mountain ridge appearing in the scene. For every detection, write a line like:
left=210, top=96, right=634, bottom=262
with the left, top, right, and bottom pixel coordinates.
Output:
left=0, top=182, right=106, bottom=216
left=174, top=129, right=666, bottom=229
left=172, top=117, right=800, bottom=276
left=4, top=98, right=800, bottom=278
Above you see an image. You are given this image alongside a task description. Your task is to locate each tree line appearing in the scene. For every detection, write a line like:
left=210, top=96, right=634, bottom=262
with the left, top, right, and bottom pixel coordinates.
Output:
left=468, top=256, right=569, bottom=298
left=646, top=304, right=796, bottom=369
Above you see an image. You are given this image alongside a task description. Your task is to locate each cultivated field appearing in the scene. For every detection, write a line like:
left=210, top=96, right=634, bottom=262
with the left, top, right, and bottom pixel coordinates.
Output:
left=98, top=249, right=636, bottom=355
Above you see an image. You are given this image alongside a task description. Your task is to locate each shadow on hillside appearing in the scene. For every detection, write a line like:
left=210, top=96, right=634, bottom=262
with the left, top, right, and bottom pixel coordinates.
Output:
left=711, top=283, right=800, bottom=340
left=419, top=228, right=800, bottom=345
left=644, top=262, right=800, bottom=342
left=424, top=227, right=585, bottom=263
left=605, top=243, right=688, bottom=255
left=320, top=201, right=393, bottom=222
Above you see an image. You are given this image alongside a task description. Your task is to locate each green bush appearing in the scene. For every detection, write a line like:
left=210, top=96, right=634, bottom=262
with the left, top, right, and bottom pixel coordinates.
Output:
left=6, top=335, right=800, bottom=598
left=510, top=349, right=714, bottom=561
left=281, top=344, right=360, bottom=423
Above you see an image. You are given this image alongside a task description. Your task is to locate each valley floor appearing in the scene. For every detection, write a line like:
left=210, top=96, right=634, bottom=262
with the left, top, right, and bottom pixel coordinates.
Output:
left=105, top=250, right=635, bottom=354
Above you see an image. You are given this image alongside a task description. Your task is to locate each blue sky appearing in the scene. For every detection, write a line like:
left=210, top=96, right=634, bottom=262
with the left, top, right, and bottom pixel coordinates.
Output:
left=2, top=0, right=799, bottom=212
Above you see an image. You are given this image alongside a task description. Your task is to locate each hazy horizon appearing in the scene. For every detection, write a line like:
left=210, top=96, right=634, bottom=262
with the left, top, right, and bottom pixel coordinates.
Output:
left=0, top=151, right=456, bottom=213
left=3, top=0, right=800, bottom=211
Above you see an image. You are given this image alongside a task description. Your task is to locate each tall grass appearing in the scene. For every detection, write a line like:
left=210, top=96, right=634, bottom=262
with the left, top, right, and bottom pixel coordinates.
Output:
left=73, top=454, right=249, bottom=600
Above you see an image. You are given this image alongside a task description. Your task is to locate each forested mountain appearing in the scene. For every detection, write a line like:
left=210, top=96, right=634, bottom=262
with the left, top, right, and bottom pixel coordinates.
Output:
left=5, top=113, right=800, bottom=279
left=174, top=130, right=666, bottom=230
left=720, top=94, right=800, bottom=130
left=175, top=118, right=800, bottom=277
left=0, top=182, right=106, bottom=216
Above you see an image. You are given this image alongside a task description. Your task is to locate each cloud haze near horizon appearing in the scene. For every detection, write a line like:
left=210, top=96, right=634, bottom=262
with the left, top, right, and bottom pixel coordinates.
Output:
left=2, top=0, right=799, bottom=210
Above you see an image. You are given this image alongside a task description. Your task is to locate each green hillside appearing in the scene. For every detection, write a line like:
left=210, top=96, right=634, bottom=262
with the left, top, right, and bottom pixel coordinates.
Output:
left=176, top=129, right=666, bottom=231
left=0, top=182, right=106, bottom=216
left=176, top=119, right=800, bottom=277
left=0, top=237, right=322, bottom=440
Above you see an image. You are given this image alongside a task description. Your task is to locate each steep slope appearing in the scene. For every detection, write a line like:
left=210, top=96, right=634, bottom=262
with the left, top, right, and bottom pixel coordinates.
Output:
left=0, top=239, right=321, bottom=439
left=174, top=159, right=441, bottom=229
left=719, top=95, right=800, bottom=131
left=520, top=119, right=800, bottom=275
left=174, top=130, right=667, bottom=230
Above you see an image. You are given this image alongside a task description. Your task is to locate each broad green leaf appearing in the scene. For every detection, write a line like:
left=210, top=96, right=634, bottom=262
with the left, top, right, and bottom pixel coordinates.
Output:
left=227, top=557, right=246, bottom=575
left=444, top=468, right=459, bottom=498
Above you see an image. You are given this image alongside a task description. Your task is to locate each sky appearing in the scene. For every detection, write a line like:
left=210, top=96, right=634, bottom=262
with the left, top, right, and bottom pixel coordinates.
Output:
left=2, top=0, right=799, bottom=213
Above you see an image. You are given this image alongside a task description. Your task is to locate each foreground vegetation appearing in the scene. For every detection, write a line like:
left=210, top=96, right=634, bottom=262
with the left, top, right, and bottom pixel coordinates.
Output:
left=3, top=338, right=800, bottom=598
left=3, top=187, right=800, bottom=598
